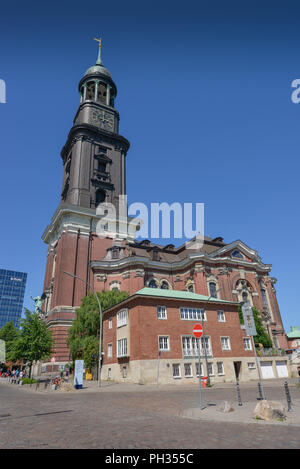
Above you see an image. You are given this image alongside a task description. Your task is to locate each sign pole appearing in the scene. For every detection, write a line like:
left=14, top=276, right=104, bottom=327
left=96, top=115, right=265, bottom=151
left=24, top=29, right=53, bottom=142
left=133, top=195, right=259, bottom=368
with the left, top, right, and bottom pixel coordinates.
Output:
left=193, top=323, right=204, bottom=411
left=197, top=338, right=203, bottom=410
left=241, top=300, right=265, bottom=401
left=251, top=334, right=265, bottom=400
left=156, top=350, right=161, bottom=387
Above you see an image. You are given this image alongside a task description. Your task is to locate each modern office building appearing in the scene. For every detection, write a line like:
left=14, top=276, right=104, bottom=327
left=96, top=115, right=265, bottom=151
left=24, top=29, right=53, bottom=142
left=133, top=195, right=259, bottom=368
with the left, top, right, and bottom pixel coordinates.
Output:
left=0, top=269, right=27, bottom=328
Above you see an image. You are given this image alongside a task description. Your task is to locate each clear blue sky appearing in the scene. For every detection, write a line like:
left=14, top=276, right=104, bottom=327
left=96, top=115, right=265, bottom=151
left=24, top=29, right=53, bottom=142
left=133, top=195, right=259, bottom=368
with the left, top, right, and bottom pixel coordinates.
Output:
left=0, top=0, right=299, bottom=333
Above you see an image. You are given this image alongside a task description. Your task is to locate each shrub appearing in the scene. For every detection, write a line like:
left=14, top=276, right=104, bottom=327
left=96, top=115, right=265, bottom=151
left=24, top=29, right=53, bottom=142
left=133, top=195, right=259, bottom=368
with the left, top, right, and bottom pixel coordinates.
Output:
left=22, top=378, right=37, bottom=384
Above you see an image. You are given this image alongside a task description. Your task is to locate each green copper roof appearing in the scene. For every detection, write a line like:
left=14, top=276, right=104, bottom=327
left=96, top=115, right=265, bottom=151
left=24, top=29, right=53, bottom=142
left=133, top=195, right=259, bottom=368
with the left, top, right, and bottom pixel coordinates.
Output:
left=135, top=287, right=237, bottom=304
left=287, top=326, right=300, bottom=338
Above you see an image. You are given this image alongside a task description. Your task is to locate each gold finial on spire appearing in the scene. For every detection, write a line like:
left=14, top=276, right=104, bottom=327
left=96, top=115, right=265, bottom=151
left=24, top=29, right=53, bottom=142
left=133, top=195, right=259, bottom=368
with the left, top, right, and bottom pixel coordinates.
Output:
left=94, top=37, right=102, bottom=65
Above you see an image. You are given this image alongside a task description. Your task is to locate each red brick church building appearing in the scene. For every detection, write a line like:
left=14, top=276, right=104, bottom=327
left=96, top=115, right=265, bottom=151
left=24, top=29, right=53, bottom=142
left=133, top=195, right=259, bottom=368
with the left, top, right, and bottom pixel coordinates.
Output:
left=41, top=45, right=288, bottom=377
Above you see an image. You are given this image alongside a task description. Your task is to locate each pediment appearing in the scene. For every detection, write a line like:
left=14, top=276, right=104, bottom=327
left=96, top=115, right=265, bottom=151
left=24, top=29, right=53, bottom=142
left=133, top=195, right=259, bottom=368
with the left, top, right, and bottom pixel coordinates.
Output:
left=209, top=240, right=261, bottom=263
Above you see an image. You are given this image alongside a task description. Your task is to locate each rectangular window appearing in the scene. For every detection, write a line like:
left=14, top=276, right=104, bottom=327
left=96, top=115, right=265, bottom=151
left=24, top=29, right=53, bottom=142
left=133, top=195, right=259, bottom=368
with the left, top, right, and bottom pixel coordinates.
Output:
left=184, top=363, right=193, bottom=377
left=243, top=337, right=252, bottom=350
left=180, top=307, right=206, bottom=321
left=117, top=309, right=127, bottom=328
left=207, top=362, right=214, bottom=376
left=248, top=362, right=256, bottom=369
left=107, top=343, right=112, bottom=358
left=158, top=336, right=169, bottom=351
left=217, top=310, right=226, bottom=322
left=117, top=338, right=128, bottom=357
left=122, top=366, right=127, bottom=378
left=157, top=306, right=167, bottom=320
left=108, top=368, right=112, bottom=379
left=195, top=362, right=203, bottom=377
left=217, top=361, right=224, bottom=375
left=108, top=318, right=112, bottom=329
left=221, top=337, right=231, bottom=351
left=172, top=363, right=181, bottom=378
left=182, top=336, right=212, bottom=357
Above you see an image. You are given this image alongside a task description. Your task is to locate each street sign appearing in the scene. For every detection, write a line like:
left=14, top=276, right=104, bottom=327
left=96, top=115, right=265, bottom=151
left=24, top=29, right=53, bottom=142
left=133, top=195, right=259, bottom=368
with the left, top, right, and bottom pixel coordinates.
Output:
left=193, top=324, right=203, bottom=338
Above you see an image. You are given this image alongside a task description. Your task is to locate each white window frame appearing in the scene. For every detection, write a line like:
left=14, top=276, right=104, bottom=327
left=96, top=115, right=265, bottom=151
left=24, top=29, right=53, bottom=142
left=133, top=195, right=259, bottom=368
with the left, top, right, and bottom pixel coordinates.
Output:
left=221, top=336, right=231, bottom=351
left=108, top=317, right=112, bottom=329
left=157, top=305, right=167, bottom=320
left=107, top=343, right=112, bottom=358
left=184, top=363, right=193, bottom=378
left=217, top=361, right=225, bottom=375
left=158, top=336, right=170, bottom=351
left=172, top=363, right=181, bottom=379
left=117, top=338, right=128, bottom=357
left=117, top=309, right=127, bottom=328
left=182, top=335, right=212, bottom=357
left=195, top=362, right=204, bottom=377
left=217, top=310, right=226, bottom=322
left=180, top=307, right=206, bottom=321
left=207, top=362, right=215, bottom=376
left=243, top=337, right=252, bottom=351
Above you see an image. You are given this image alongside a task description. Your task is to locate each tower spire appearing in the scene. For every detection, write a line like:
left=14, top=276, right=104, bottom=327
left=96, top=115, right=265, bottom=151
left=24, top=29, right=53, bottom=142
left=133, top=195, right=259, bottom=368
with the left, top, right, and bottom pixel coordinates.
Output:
left=94, top=37, right=102, bottom=65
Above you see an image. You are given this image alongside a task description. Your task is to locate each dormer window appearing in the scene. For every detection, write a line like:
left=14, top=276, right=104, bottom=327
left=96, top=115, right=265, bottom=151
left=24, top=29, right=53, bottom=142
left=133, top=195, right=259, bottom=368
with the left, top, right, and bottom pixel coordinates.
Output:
left=111, top=247, right=119, bottom=259
left=153, top=248, right=159, bottom=261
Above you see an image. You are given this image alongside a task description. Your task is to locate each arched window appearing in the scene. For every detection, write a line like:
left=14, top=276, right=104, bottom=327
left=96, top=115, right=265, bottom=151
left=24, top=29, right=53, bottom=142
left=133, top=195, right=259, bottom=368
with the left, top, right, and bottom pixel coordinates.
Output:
left=148, top=279, right=158, bottom=288
left=97, top=82, right=107, bottom=104
left=242, top=291, right=248, bottom=301
left=86, top=81, right=95, bottom=100
left=160, top=281, right=169, bottom=290
left=209, top=282, right=217, bottom=298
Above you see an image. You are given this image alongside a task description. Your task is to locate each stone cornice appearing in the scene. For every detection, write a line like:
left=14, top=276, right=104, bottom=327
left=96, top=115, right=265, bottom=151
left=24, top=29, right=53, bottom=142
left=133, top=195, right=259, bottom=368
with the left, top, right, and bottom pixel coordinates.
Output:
left=61, top=123, right=130, bottom=160
left=91, top=250, right=271, bottom=274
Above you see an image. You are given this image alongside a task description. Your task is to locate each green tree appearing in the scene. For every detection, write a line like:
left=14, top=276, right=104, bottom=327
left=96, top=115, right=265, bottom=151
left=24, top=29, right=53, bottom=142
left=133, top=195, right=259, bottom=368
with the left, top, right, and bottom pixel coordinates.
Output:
left=0, top=321, right=20, bottom=362
left=67, top=290, right=129, bottom=371
left=238, top=305, right=273, bottom=348
left=9, top=309, right=53, bottom=377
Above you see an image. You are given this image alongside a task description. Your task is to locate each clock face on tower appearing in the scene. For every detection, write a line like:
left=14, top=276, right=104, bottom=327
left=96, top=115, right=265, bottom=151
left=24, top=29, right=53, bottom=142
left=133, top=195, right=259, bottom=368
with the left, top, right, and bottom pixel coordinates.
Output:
left=91, top=109, right=114, bottom=130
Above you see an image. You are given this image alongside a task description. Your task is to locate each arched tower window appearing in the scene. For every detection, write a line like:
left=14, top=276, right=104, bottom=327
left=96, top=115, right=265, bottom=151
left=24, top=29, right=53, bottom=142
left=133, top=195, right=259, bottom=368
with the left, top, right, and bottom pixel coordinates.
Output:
left=86, top=81, right=95, bottom=100
left=97, top=83, right=107, bottom=104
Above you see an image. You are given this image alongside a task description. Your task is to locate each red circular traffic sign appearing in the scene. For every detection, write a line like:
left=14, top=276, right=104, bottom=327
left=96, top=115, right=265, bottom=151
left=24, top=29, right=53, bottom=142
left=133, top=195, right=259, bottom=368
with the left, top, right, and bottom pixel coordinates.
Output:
left=193, top=324, right=203, bottom=338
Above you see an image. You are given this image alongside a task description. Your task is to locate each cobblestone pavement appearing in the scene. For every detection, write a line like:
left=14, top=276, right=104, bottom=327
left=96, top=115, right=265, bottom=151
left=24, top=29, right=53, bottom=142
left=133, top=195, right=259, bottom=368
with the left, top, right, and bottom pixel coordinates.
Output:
left=0, top=378, right=300, bottom=449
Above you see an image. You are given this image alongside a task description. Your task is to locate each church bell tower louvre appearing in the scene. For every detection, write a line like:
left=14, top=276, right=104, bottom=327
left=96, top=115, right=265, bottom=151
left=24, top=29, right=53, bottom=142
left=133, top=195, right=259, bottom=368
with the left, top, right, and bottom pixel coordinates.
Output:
left=41, top=41, right=133, bottom=363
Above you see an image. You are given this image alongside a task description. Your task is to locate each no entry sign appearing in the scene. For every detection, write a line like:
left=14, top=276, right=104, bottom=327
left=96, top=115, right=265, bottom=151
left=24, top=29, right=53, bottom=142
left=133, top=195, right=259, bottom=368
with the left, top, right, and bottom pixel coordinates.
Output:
left=193, top=324, right=203, bottom=338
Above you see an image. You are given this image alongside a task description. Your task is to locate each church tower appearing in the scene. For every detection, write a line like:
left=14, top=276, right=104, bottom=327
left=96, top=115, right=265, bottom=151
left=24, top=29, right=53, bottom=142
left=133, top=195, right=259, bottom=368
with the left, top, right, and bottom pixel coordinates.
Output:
left=41, top=41, right=131, bottom=364
left=61, top=40, right=129, bottom=210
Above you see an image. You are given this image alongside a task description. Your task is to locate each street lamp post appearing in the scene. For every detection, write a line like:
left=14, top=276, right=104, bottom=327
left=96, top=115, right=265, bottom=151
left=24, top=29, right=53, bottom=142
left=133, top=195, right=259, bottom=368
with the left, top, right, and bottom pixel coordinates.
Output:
left=62, top=271, right=103, bottom=387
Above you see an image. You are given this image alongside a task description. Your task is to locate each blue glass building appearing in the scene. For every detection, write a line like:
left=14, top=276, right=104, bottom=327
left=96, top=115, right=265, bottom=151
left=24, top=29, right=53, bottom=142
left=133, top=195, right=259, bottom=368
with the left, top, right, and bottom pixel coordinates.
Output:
left=0, top=269, right=27, bottom=329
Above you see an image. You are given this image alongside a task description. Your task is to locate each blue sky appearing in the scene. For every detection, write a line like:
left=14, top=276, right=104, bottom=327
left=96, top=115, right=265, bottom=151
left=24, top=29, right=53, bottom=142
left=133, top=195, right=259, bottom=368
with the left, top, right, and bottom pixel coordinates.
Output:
left=0, top=0, right=299, bottom=332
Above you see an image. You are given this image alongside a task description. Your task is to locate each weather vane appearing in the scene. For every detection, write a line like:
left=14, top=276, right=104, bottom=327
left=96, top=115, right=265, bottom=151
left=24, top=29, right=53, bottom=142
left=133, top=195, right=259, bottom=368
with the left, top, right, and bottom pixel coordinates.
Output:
left=94, top=37, right=102, bottom=65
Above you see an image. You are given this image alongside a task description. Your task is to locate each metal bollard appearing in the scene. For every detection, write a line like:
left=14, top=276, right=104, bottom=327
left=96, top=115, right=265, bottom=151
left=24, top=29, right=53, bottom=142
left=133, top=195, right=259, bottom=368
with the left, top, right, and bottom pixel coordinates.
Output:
left=236, top=379, right=242, bottom=406
left=284, top=381, right=292, bottom=412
